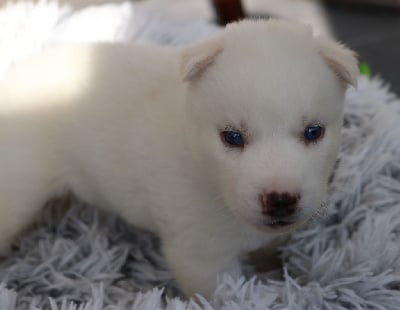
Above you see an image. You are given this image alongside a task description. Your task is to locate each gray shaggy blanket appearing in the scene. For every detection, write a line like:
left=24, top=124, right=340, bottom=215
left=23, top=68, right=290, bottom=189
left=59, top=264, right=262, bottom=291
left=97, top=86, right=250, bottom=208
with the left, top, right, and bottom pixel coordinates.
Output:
left=0, top=1, right=400, bottom=309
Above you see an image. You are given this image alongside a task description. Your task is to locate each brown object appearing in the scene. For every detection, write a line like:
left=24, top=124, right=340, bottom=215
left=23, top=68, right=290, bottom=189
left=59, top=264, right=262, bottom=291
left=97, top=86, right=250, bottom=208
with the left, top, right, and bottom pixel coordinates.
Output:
left=210, top=0, right=245, bottom=25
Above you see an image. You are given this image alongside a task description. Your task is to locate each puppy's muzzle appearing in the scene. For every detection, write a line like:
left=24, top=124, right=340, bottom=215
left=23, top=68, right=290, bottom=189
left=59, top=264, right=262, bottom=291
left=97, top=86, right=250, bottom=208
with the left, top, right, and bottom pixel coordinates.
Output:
left=260, top=192, right=300, bottom=219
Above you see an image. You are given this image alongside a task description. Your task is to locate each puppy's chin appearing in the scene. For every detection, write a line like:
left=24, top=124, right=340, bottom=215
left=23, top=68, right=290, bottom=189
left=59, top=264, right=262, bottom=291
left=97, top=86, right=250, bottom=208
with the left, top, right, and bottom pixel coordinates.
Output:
left=254, top=218, right=305, bottom=234
left=228, top=207, right=302, bottom=234
left=229, top=203, right=322, bottom=234
left=254, top=203, right=328, bottom=233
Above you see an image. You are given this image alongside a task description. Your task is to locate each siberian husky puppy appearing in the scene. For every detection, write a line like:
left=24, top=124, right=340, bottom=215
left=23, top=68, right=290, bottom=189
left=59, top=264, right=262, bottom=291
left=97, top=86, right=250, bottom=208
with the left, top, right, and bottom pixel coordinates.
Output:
left=0, top=20, right=357, bottom=297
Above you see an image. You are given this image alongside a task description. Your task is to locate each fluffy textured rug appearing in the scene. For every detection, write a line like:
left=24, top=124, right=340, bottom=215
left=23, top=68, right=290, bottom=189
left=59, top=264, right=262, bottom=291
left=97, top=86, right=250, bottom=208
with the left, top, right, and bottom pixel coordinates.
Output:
left=1, top=1, right=400, bottom=309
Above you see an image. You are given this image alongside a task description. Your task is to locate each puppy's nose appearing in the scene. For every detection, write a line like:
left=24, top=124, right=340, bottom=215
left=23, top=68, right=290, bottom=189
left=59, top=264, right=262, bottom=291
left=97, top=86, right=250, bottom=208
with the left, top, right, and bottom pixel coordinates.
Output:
left=261, top=192, right=300, bottom=218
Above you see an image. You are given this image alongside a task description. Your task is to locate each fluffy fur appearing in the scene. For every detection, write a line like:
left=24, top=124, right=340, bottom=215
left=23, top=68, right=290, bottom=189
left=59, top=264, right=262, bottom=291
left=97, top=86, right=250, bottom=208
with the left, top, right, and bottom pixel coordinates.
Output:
left=0, top=19, right=357, bottom=297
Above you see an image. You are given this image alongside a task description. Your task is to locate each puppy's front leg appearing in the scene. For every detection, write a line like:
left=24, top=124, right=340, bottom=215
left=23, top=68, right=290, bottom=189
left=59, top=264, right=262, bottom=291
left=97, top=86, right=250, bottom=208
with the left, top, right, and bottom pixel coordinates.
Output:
left=0, top=188, right=46, bottom=254
left=162, top=236, right=242, bottom=298
left=0, top=149, right=56, bottom=254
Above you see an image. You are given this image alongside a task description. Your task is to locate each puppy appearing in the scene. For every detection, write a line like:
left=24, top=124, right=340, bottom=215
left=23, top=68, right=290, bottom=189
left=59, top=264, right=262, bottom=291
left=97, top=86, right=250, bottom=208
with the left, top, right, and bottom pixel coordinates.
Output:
left=0, top=20, right=357, bottom=297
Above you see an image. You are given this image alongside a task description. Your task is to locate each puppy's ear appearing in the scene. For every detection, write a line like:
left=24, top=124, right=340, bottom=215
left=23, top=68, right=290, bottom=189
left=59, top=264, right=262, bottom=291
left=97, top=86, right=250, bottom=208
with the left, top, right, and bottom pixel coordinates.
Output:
left=180, top=36, right=223, bottom=82
left=316, top=37, right=359, bottom=88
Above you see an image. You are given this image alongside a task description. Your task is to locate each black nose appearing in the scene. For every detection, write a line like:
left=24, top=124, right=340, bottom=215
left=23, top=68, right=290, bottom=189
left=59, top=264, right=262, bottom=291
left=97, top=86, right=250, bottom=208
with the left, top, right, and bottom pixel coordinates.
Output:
left=261, top=192, right=300, bottom=218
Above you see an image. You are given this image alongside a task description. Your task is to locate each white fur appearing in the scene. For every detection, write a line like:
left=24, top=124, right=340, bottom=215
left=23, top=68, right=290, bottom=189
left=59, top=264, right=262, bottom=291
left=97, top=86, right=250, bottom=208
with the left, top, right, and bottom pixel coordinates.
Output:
left=0, top=20, right=357, bottom=297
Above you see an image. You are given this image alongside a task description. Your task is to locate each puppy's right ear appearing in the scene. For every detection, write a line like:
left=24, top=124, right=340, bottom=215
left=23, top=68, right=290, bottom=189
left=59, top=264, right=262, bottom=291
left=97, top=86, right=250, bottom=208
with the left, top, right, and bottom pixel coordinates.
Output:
left=180, top=36, right=223, bottom=82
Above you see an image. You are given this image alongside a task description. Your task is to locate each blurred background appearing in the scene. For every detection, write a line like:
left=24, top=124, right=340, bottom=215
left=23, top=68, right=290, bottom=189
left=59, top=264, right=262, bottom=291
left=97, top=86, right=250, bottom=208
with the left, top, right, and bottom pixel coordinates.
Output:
left=137, top=0, right=400, bottom=95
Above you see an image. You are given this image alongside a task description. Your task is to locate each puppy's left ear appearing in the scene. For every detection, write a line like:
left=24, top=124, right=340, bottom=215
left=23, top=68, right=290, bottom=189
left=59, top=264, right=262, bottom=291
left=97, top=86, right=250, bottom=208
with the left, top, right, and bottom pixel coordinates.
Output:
left=316, top=37, right=359, bottom=88
left=180, top=36, right=223, bottom=82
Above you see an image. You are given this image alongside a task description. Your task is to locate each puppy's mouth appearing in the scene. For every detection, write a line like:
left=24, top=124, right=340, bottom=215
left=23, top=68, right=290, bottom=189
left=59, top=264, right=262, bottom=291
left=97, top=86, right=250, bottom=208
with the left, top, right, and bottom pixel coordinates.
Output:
left=267, top=220, right=295, bottom=227
left=265, top=220, right=295, bottom=229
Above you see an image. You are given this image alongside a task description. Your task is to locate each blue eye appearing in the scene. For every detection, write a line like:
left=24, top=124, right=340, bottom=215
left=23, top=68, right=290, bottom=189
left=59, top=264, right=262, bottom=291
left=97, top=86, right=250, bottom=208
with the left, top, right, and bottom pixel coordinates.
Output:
left=304, top=125, right=324, bottom=142
left=221, top=130, right=245, bottom=147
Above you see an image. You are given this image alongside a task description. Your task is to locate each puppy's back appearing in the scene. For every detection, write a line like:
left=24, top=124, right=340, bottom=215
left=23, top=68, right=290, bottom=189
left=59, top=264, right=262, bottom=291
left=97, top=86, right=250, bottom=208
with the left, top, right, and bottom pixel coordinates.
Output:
left=0, top=43, right=179, bottom=115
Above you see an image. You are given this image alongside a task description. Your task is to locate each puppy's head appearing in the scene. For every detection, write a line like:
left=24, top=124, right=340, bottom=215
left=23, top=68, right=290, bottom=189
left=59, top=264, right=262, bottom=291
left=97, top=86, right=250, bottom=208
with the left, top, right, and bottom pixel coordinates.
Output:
left=180, top=20, right=358, bottom=232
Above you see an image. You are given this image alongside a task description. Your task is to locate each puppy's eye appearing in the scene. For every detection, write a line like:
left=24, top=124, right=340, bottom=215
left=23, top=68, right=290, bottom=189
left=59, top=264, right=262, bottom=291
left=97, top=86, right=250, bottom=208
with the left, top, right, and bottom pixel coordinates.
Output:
left=304, top=125, right=325, bottom=142
left=221, top=130, right=244, bottom=147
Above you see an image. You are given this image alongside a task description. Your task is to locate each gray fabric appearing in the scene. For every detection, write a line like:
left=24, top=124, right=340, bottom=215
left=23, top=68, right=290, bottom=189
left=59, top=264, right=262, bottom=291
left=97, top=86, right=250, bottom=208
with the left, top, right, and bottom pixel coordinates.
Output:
left=0, top=2, right=400, bottom=309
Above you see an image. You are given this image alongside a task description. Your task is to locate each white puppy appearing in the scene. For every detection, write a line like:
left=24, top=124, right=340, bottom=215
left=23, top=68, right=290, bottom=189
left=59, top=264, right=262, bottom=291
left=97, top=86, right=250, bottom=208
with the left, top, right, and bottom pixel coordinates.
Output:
left=0, top=20, right=357, bottom=297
